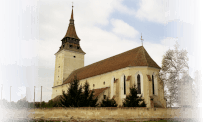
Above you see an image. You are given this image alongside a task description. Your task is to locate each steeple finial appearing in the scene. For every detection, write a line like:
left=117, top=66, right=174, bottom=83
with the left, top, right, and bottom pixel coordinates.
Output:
left=70, top=2, right=74, bottom=24
left=140, top=33, right=144, bottom=46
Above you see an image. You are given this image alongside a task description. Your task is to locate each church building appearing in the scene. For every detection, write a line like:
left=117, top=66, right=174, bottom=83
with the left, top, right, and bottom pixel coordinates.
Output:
left=51, top=7, right=167, bottom=108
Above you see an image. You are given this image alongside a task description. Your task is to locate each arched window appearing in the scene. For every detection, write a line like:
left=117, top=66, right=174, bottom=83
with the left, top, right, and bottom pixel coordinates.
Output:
left=111, top=77, right=115, bottom=98
left=124, top=75, right=126, bottom=95
left=152, top=75, right=155, bottom=95
left=137, top=74, right=141, bottom=94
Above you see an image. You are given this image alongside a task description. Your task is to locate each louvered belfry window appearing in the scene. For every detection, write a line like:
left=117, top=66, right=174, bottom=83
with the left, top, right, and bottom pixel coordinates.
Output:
left=152, top=75, right=155, bottom=95
left=137, top=74, right=141, bottom=94
left=124, top=75, right=126, bottom=95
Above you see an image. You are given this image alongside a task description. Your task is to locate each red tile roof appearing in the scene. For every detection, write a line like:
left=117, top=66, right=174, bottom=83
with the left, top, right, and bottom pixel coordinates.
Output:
left=52, top=95, right=63, bottom=102
left=90, top=87, right=109, bottom=99
left=51, top=87, right=109, bottom=102
left=63, top=46, right=160, bottom=84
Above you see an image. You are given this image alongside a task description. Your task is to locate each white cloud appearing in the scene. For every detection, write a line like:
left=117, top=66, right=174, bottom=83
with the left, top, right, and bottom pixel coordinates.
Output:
left=113, top=0, right=136, bottom=15
left=164, top=0, right=196, bottom=25
left=160, top=37, right=178, bottom=49
left=136, top=0, right=197, bottom=24
left=75, top=0, right=123, bottom=26
left=136, top=0, right=166, bottom=24
left=111, top=19, right=139, bottom=38
left=78, top=26, right=139, bottom=66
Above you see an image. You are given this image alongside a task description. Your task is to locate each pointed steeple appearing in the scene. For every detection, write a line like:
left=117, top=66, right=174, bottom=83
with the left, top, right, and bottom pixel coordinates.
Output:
left=64, top=5, right=79, bottom=39
left=56, top=5, right=85, bottom=54
left=70, top=7, right=74, bottom=25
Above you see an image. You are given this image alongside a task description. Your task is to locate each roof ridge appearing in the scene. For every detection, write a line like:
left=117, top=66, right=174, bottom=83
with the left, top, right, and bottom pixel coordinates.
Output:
left=143, top=47, right=161, bottom=69
left=79, top=46, right=141, bottom=68
left=141, top=46, right=149, bottom=66
left=129, top=46, right=143, bottom=66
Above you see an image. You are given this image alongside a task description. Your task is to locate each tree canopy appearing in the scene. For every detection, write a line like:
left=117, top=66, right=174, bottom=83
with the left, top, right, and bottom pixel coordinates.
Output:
left=159, top=42, right=189, bottom=107
left=123, top=85, right=146, bottom=107
left=100, top=97, right=118, bottom=107
left=59, top=76, right=98, bottom=107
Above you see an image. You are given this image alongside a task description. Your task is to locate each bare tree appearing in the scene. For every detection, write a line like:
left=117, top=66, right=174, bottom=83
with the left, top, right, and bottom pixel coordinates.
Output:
left=162, top=88, right=173, bottom=107
left=192, top=70, right=202, bottom=107
left=159, top=42, right=189, bottom=107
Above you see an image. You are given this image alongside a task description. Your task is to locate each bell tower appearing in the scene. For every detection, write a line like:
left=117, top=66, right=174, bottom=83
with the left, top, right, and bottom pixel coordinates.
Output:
left=53, top=6, right=85, bottom=88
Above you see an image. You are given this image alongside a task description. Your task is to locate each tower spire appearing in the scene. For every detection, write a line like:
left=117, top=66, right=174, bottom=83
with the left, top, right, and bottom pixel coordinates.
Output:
left=70, top=3, right=74, bottom=24
left=63, top=4, right=79, bottom=39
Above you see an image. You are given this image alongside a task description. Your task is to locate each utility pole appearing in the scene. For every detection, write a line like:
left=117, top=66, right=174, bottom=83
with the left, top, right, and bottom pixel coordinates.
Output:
left=10, top=86, right=12, bottom=102
left=34, top=86, right=35, bottom=108
left=40, top=86, right=42, bottom=107
left=1, top=84, right=2, bottom=100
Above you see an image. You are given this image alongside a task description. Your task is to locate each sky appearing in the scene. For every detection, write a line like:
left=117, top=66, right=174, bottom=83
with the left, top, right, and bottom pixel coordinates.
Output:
left=0, top=0, right=203, bottom=105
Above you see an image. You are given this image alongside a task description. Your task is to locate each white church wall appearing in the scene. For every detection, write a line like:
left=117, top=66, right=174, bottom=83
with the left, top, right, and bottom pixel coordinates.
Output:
left=51, top=66, right=166, bottom=108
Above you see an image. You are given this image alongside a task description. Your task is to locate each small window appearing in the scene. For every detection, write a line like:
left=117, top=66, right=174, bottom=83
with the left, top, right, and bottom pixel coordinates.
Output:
left=58, top=66, right=60, bottom=68
left=103, top=81, right=105, bottom=85
left=104, top=95, right=106, bottom=99
left=63, top=45, right=65, bottom=48
left=58, top=76, right=59, bottom=78
left=73, top=56, right=76, bottom=58
left=69, top=45, right=72, bottom=47
left=77, top=46, right=80, bottom=49
left=93, top=84, right=95, bottom=87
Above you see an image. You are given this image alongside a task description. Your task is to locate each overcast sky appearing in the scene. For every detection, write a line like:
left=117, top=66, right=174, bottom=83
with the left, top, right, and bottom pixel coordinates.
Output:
left=0, top=0, right=202, bottom=103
